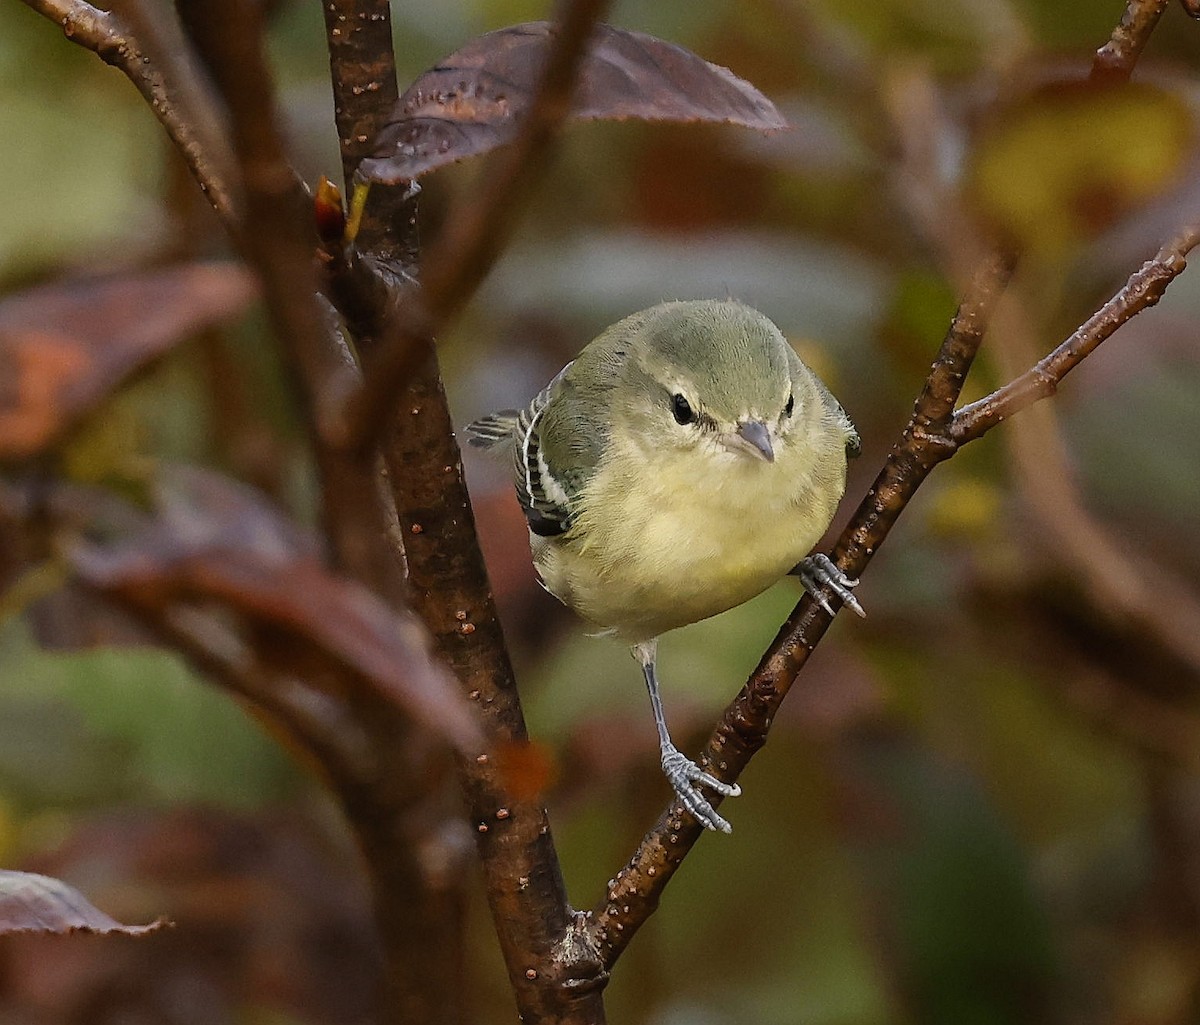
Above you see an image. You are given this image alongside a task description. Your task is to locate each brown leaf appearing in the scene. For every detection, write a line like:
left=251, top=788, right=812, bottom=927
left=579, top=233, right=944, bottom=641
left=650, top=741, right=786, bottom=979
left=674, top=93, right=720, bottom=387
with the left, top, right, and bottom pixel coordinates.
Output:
left=0, top=869, right=168, bottom=936
left=0, top=264, right=257, bottom=462
left=6, top=808, right=381, bottom=1021
left=71, top=466, right=482, bottom=755
left=360, top=22, right=787, bottom=184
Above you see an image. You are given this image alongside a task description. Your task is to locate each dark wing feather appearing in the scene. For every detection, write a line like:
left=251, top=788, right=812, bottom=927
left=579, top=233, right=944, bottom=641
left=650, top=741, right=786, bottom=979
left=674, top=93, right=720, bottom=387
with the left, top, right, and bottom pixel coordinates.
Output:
left=466, top=364, right=576, bottom=537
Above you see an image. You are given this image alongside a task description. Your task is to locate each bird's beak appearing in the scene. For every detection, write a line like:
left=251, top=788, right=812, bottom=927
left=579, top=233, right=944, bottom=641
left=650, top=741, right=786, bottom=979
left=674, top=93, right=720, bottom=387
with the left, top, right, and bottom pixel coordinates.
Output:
left=724, top=419, right=775, bottom=463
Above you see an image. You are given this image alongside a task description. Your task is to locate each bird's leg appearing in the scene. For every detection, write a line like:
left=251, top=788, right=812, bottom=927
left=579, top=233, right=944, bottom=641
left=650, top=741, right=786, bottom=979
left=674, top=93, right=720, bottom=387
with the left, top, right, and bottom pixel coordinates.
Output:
left=632, top=639, right=741, bottom=834
left=793, top=553, right=866, bottom=618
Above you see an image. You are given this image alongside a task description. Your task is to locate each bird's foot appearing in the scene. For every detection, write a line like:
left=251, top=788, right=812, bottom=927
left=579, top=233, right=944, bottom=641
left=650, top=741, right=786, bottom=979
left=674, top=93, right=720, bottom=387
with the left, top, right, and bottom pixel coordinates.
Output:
left=795, top=553, right=866, bottom=618
left=660, top=744, right=741, bottom=834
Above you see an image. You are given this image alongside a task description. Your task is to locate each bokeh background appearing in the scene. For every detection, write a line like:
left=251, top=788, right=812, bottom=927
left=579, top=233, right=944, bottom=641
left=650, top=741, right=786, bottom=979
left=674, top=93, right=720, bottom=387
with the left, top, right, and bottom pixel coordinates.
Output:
left=3, top=1, right=1200, bottom=1023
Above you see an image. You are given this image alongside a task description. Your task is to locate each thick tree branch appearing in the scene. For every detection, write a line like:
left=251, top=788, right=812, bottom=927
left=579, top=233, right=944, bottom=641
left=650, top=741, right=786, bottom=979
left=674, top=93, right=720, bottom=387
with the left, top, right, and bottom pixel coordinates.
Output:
left=321, top=0, right=399, bottom=194
left=169, top=5, right=487, bottom=1020
left=321, top=0, right=609, bottom=1017
left=316, top=1, right=614, bottom=1019
left=19, top=0, right=239, bottom=225
left=322, top=0, right=417, bottom=269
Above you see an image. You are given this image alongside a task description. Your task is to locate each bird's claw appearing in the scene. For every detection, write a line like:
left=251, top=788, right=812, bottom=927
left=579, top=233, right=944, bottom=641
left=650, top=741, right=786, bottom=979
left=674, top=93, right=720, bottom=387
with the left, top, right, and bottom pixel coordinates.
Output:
left=796, top=553, right=865, bottom=618
left=661, top=746, right=741, bottom=833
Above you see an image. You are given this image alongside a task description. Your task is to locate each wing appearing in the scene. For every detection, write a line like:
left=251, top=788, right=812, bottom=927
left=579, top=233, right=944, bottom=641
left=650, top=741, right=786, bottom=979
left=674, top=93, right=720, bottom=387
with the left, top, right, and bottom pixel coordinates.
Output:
left=788, top=348, right=860, bottom=459
left=467, top=363, right=576, bottom=538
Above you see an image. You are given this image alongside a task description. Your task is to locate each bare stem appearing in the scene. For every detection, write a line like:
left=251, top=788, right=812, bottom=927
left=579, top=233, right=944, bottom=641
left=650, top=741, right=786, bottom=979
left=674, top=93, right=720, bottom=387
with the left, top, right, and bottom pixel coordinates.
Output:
left=587, top=0, right=1193, bottom=963
left=19, top=0, right=239, bottom=226
left=587, top=255, right=1015, bottom=964
left=1092, top=0, right=1171, bottom=82
left=952, top=228, right=1198, bottom=445
left=320, top=1, right=611, bottom=1020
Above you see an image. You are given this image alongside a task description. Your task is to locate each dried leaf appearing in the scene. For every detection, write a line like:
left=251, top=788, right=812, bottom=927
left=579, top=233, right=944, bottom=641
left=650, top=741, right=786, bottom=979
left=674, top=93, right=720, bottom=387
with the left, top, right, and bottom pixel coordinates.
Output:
left=360, top=22, right=787, bottom=184
left=71, top=467, right=482, bottom=755
left=5, top=809, right=380, bottom=1020
left=0, top=869, right=168, bottom=936
left=0, top=264, right=257, bottom=462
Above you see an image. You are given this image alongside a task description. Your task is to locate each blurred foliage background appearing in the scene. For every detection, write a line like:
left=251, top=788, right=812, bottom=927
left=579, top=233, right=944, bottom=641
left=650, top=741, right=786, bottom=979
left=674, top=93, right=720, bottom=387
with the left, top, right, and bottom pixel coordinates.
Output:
left=2, top=0, right=1200, bottom=1023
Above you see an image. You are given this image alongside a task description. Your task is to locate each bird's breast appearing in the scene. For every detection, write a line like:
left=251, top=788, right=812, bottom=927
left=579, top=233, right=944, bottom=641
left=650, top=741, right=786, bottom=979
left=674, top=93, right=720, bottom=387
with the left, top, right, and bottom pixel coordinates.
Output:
left=533, top=433, right=844, bottom=640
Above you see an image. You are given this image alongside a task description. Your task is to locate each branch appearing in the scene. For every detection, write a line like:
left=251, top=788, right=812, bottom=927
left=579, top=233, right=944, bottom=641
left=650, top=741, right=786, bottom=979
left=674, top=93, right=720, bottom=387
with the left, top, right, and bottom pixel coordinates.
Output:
left=0, top=475, right=387, bottom=794
left=418, top=0, right=613, bottom=320
left=336, top=0, right=614, bottom=452
left=173, top=0, right=404, bottom=602
left=317, top=1, right=614, bottom=1018
left=586, top=255, right=1015, bottom=964
left=19, top=0, right=239, bottom=226
left=321, top=0, right=399, bottom=194
left=82, top=551, right=473, bottom=1025
left=1006, top=395, right=1200, bottom=677
left=317, top=0, right=614, bottom=1016
left=951, top=226, right=1198, bottom=445
left=1092, top=0, right=1171, bottom=82
left=149, top=603, right=478, bottom=1025
left=321, top=0, right=417, bottom=269
left=587, top=0, right=1190, bottom=965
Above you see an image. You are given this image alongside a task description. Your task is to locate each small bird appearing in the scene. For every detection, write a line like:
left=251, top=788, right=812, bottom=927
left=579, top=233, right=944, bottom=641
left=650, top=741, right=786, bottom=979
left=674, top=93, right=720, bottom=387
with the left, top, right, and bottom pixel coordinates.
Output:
left=468, top=300, right=861, bottom=832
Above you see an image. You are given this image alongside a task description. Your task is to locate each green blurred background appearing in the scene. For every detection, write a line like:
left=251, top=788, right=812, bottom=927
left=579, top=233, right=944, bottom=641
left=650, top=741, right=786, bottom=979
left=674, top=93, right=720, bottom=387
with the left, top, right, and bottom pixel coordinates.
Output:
left=2, top=1, right=1200, bottom=1023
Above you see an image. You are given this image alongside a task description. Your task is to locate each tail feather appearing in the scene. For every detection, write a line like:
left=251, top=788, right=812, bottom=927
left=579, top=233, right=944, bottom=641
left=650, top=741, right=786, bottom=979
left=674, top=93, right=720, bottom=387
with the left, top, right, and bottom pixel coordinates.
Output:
left=465, top=411, right=520, bottom=450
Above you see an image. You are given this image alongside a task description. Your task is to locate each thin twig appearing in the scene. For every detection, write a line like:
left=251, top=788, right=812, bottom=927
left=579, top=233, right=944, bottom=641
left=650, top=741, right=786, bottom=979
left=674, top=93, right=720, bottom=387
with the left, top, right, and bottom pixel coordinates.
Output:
left=19, top=0, right=239, bottom=226
left=173, top=0, right=405, bottom=602
left=587, top=0, right=1188, bottom=963
left=1058, top=665, right=1200, bottom=770
left=952, top=227, right=1198, bottom=444
left=1007, top=395, right=1200, bottom=676
left=1092, top=0, right=1171, bottom=82
left=123, top=601, right=384, bottom=784
left=976, top=241, right=1200, bottom=678
left=587, top=255, right=1016, bottom=964
left=419, top=0, right=613, bottom=318
left=336, top=0, right=614, bottom=452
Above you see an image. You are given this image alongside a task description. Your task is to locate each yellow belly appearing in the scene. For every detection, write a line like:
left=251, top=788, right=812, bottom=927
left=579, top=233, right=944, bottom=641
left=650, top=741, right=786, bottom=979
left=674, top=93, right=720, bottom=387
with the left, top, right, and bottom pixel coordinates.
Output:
left=533, top=434, right=843, bottom=640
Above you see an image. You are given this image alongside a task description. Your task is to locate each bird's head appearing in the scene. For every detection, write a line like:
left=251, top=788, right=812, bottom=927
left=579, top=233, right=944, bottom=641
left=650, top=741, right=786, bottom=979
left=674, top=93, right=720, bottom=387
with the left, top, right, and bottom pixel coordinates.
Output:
left=617, top=300, right=808, bottom=467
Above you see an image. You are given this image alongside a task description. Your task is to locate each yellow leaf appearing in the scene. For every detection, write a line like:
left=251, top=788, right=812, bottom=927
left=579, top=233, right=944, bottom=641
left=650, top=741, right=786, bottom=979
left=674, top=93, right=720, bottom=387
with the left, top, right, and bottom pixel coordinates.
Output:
left=967, top=81, right=1193, bottom=253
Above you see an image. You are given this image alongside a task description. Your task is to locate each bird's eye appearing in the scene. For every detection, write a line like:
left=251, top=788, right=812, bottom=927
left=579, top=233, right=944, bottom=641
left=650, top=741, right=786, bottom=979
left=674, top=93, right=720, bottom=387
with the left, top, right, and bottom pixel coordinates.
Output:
left=671, top=393, right=696, bottom=425
left=784, top=393, right=795, bottom=418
